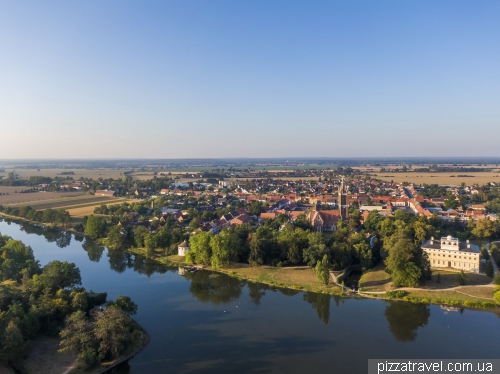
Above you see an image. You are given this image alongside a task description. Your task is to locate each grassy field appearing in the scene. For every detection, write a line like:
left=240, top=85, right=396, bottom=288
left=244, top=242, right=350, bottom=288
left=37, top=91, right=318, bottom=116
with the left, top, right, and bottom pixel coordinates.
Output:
left=359, top=265, right=491, bottom=292
left=366, top=172, right=500, bottom=185
left=424, top=269, right=491, bottom=289
left=65, top=199, right=136, bottom=217
left=456, top=286, right=495, bottom=299
left=218, top=265, right=341, bottom=293
left=406, top=290, right=492, bottom=302
left=359, top=263, right=392, bottom=292
left=8, top=195, right=127, bottom=210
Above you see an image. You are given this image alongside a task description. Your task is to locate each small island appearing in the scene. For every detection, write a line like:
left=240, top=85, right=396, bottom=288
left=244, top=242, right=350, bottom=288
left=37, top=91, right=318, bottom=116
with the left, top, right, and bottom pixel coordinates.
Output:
left=0, top=233, right=148, bottom=373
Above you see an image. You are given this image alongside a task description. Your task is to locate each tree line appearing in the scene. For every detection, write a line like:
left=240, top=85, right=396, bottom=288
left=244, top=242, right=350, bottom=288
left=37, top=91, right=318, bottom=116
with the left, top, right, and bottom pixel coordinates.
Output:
left=0, top=205, right=71, bottom=227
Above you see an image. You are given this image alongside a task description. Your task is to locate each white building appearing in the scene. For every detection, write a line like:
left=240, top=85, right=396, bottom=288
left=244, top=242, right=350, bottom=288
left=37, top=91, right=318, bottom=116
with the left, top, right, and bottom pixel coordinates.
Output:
left=178, top=241, right=191, bottom=256
left=421, top=236, right=480, bottom=273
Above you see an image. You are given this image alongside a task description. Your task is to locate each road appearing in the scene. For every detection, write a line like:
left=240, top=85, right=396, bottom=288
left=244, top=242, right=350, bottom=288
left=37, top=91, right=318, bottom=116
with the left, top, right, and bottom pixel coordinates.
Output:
left=486, top=242, right=499, bottom=276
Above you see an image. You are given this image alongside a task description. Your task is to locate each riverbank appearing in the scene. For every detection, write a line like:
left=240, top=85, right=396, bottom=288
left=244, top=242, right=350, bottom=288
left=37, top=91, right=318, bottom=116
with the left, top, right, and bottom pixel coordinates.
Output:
left=2, top=215, right=497, bottom=310
left=132, top=248, right=499, bottom=310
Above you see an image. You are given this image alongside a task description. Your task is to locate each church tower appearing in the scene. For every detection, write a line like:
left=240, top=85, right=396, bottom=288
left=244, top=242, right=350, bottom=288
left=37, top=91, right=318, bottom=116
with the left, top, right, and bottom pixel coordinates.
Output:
left=339, top=177, right=349, bottom=220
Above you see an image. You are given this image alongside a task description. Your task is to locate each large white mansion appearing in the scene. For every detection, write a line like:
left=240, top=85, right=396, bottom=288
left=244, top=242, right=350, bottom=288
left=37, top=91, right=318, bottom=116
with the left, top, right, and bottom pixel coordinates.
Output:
left=421, top=236, right=480, bottom=273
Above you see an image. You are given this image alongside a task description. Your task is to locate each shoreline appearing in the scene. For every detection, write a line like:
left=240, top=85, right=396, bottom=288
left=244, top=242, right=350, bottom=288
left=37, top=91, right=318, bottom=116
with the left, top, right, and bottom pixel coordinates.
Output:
left=1, top=215, right=498, bottom=311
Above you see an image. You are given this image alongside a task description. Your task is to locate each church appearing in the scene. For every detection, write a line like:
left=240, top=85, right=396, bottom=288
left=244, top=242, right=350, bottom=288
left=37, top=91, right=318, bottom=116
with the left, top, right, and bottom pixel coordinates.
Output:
left=307, top=178, right=349, bottom=232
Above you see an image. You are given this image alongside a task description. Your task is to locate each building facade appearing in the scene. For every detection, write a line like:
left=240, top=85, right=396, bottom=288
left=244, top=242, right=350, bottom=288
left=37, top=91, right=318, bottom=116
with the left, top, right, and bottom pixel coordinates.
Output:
left=421, top=236, right=480, bottom=273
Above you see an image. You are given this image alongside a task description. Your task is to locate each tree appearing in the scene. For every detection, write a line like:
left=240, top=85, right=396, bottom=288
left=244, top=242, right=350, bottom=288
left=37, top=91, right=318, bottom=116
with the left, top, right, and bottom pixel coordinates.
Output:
left=33, top=260, right=82, bottom=293
left=444, top=194, right=459, bottom=210
left=106, top=225, right=124, bottom=250
left=94, top=306, right=133, bottom=360
left=0, top=321, right=25, bottom=364
left=189, top=232, right=213, bottom=265
left=315, top=255, right=330, bottom=286
left=248, top=202, right=263, bottom=216
left=485, top=260, right=494, bottom=277
left=480, top=245, right=490, bottom=260
left=85, top=215, right=105, bottom=240
left=303, top=232, right=329, bottom=267
left=384, top=237, right=422, bottom=287
left=210, top=230, right=241, bottom=270
left=133, top=226, right=149, bottom=248
left=248, top=227, right=277, bottom=266
left=109, top=295, right=138, bottom=315
left=472, top=220, right=496, bottom=241
left=354, top=241, right=373, bottom=270
left=59, top=311, right=100, bottom=370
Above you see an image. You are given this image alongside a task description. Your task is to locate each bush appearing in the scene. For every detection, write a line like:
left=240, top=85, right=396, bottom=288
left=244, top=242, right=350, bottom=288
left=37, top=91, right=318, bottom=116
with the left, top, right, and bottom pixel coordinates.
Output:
left=385, top=290, right=408, bottom=299
left=77, top=348, right=99, bottom=370
left=457, top=270, right=466, bottom=285
left=494, top=291, right=500, bottom=304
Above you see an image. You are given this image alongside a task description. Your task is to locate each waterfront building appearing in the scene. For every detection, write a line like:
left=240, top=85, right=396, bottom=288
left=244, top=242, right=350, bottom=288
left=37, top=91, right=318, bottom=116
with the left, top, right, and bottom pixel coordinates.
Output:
left=421, top=236, right=480, bottom=273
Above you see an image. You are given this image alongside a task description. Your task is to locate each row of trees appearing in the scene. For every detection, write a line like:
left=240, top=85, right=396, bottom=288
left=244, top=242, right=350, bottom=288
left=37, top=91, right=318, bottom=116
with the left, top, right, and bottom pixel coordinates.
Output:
left=187, top=217, right=378, bottom=271
left=0, top=205, right=71, bottom=227
left=0, top=234, right=140, bottom=370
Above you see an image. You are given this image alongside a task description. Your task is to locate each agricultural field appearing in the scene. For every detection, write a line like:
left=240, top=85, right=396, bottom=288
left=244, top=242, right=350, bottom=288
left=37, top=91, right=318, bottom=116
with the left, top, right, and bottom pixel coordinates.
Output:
left=0, top=168, right=127, bottom=180
left=64, top=198, right=137, bottom=217
left=0, top=188, right=85, bottom=206
left=366, top=172, right=500, bottom=186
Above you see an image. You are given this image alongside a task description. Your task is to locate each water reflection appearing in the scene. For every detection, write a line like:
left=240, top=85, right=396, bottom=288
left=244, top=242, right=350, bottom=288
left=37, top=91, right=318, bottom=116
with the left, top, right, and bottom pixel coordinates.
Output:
left=303, top=292, right=332, bottom=325
left=384, top=301, right=430, bottom=341
left=1, top=219, right=439, bottom=339
left=82, top=239, right=105, bottom=262
left=186, top=271, right=243, bottom=304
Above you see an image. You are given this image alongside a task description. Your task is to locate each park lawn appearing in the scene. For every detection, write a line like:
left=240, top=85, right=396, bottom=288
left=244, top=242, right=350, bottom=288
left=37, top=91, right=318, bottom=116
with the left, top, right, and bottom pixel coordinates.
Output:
left=359, top=263, right=392, bottom=292
left=223, top=265, right=278, bottom=284
left=22, top=336, right=76, bottom=374
left=456, top=286, right=495, bottom=299
left=422, top=269, right=491, bottom=289
left=406, top=290, right=493, bottom=302
left=222, top=265, right=340, bottom=293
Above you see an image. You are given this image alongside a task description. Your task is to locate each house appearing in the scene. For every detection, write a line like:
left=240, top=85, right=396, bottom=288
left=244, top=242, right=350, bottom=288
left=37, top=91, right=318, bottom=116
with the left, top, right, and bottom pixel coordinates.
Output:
left=135, top=188, right=152, bottom=196
left=94, top=190, right=116, bottom=197
left=230, top=213, right=253, bottom=226
left=307, top=209, right=341, bottom=232
left=178, top=241, right=191, bottom=256
left=421, top=236, right=480, bottom=273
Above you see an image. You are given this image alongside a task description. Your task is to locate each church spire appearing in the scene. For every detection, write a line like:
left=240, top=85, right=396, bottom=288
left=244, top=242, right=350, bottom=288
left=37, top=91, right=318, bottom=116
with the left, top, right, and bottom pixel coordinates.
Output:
left=339, top=177, right=349, bottom=220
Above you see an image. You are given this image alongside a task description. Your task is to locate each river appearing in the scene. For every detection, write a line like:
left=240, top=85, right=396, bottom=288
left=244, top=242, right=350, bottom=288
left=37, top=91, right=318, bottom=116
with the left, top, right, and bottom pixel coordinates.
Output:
left=1, top=219, right=499, bottom=373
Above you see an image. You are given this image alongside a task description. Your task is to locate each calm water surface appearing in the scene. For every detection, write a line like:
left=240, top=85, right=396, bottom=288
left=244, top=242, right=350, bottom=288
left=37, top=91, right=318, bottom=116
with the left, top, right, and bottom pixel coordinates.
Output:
left=1, top=219, right=499, bottom=373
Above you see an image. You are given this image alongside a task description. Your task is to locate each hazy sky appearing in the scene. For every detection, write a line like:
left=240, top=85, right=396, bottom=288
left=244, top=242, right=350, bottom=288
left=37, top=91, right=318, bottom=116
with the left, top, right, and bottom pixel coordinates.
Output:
left=1, top=1, right=499, bottom=158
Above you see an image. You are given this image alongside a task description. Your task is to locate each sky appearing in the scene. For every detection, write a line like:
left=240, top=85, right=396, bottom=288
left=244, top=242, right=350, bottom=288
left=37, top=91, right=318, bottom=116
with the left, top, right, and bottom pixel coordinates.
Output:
left=0, top=0, right=499, bottom=159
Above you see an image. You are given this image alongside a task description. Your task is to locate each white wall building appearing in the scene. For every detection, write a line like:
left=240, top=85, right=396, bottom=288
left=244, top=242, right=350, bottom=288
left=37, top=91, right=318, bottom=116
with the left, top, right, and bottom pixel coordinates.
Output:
left=421, top=236, right=480, bottom=273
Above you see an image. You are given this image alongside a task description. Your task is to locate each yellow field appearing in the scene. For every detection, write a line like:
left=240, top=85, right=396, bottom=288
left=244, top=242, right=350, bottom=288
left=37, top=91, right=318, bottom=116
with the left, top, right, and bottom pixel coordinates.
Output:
left=65, top=198, right=137, bottom=217
left=368, top=172, right=500, bottom=185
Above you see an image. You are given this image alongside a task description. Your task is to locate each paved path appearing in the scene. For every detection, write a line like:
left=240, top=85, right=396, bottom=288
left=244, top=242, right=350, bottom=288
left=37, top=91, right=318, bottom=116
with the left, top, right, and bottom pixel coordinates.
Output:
left=486, top=242, right=499, bottom=276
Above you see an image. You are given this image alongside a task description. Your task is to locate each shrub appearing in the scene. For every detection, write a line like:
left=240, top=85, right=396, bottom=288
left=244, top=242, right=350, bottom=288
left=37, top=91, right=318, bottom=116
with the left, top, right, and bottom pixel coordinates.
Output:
left=385, top=290, right=408, bottom=299
left=457, top=270, right=466, bottom=285
left=494, top=290, right=500, bottom=304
